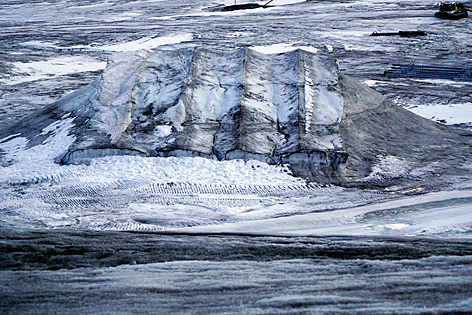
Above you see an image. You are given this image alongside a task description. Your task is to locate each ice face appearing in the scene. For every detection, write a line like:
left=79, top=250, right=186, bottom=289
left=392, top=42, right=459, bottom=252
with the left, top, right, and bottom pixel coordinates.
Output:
left=1, top=46, right=346, bottom=181
left=2, top=44, right=470, bottom=187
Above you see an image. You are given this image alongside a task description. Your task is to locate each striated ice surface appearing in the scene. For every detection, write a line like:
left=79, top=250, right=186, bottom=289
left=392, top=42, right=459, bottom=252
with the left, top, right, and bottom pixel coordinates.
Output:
left=86, top=46, right=345, bottom=161
left=0, top=45, right=348, bottom=182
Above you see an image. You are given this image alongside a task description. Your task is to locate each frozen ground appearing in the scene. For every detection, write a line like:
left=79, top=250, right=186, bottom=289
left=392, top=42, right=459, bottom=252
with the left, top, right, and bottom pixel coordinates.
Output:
left=1, top=0, right=472, bottom=313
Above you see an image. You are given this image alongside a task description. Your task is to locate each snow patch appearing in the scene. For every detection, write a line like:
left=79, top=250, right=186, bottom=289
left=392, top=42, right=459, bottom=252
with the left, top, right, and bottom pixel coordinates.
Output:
left=364, top=155, right=410, bottom=182
left=251, top=44, right=318, bottom=54
left=379, top=223, right=410, bottom=230
left=0, top=118, right=77, bottom=182
left=154, top=125, right=173, bottom=138
left=0, top=136, right=28, bottom=159
left=406, top=103, right=472, bottom=125
left=2, top=56, right=106, bottom=85
left=101, top=34, right=193, bottom=52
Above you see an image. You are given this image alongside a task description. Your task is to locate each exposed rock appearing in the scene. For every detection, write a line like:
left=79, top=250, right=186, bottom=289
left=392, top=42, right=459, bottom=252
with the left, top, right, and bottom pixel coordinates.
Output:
left=220, top=4, right=264, bottom=11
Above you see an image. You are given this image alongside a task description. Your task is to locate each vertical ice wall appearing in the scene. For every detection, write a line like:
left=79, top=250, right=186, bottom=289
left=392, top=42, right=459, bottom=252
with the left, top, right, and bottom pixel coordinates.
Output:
left=177, top=47, right=244, bottom=157
left=164, top=47, right=343, bottom=161
left=239, top=48, right=299, bottom=156
left=128, top=49, right=193, bottom=151
left=297, top=50, right=344, bottom=151
left=57, top=46, right=346, bottom=180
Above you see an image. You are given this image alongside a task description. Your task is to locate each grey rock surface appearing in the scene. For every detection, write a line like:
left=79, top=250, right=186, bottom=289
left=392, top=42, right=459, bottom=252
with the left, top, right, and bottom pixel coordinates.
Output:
left=339, top=74, right=472, bottom=186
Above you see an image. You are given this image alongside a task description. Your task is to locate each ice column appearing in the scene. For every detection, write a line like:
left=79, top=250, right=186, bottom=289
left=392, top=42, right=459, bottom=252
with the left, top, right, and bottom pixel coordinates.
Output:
left=297, top=50, right=344, bottom=151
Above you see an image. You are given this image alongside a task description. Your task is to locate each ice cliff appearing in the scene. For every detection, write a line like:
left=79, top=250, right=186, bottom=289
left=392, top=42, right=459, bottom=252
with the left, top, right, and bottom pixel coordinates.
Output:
left=89, top=47, right=346, bottom=177
left=2, top=46, right=467, bottom=185
left=3, top=46, right=346, bottom=181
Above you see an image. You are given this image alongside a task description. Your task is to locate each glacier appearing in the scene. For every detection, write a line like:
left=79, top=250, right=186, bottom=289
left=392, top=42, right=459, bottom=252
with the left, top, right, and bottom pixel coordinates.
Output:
left=6, top=44, right=472, bottom=234
left=1, top=45, right=470, bottom=187
left=2, top=1, right=472, bottom=314
left=1, top=46, right=351, bottom=183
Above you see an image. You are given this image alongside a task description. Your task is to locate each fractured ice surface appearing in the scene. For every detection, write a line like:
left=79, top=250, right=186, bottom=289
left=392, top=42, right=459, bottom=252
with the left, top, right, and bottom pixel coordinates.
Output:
left=1, top=45, right=471, bottom=186
left=0, top=46, right=349, bottom=182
